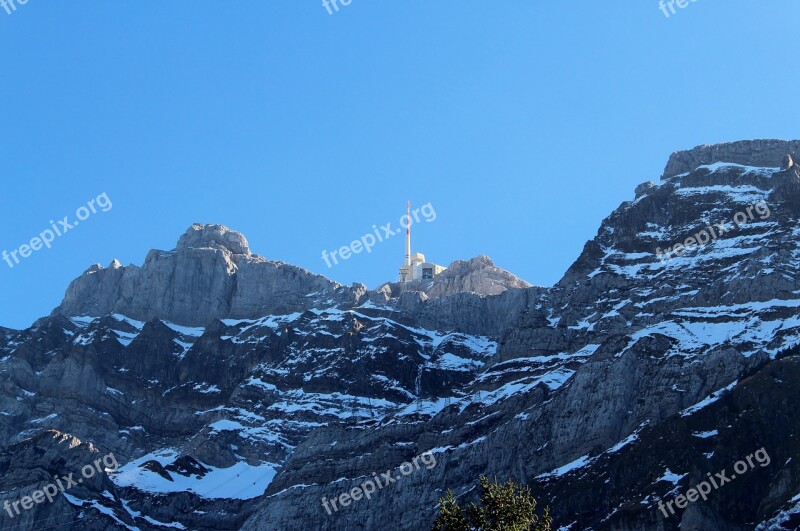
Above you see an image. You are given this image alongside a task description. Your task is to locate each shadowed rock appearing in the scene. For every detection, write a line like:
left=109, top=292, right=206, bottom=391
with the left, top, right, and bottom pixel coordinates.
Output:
left=663, top=139, right=800, bottom=178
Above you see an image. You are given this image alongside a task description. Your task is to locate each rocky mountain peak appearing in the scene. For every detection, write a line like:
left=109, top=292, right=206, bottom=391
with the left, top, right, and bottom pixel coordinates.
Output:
left=5, top=141, right=800, bottom=531
left=379, top=255, right=531, bottom=303
left=429, top=255, right=531, bottom=296
left=55, top=220, right=532, bottom=327
left=662, top=139, right=800, bottom=179
left=449, top=254, right=494, bottom=270
left=176, top=223, right=251, bottom=256
left=53, top=225, right=356, bottom=326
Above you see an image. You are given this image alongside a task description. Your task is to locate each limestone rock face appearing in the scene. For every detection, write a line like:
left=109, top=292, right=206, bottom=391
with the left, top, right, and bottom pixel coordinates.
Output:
left=370, top=255, right=534, bottom=336
left=176, top=223, right=252, bottom=255
left=381, top=255, right=531, bottom=299
left=242, top=142, right=800, bottom=531
left=635, top=180, right=656, bottom=197
left=4, top=140, right=800, bottom=531
left=0, top=430, right=125, bottom=531
left=427, top=255, right=532, bottom=297
left=54, top=224, right=359, bottom=326
left=662, top=139, right=800, bottom=178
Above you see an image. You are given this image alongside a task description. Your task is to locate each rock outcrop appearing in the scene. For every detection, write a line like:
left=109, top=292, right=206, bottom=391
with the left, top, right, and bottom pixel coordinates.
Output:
left=176, top=223, right=252, bottom=255
left=0, top=431, right=127, bottom=531
left=53, top=224, right=363, bottom=326
left=425, top=255, right=532, bottom=297
left=379, top=255, right=531, bottom=299
left=370, top=255, right=534, bottom=336
left=662, top=139, right=800, bottom=178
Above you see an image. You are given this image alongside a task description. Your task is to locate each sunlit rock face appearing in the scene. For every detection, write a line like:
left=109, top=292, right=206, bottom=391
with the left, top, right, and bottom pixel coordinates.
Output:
left=3, top=141, right=800, bottom=530
left=53, top=224, right=360, bottom=326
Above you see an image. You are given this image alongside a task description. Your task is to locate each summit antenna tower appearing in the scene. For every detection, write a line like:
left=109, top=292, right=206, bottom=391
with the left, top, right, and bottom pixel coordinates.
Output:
left=405, top=200, right=411, bottom=268
left=398, top=200, right=446, bottom=283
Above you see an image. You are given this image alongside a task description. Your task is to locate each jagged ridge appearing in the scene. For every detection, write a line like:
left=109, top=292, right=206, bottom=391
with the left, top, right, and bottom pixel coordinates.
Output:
left=1, top=140, right=799, bottom=530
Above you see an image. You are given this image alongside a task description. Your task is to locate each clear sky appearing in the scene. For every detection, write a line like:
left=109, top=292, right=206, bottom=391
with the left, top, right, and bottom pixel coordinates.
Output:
left=1, top=1, right=798, bottom=329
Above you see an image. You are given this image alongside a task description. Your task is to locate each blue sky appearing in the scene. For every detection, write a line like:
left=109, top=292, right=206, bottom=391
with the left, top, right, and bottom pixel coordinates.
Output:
left=1, top=1, right=798, bottom=329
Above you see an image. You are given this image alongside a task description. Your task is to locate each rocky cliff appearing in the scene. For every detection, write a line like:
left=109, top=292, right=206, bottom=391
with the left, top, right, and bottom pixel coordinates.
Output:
left=2, top=140, right=800, bottom=531
left=53, top=224, right=365, bottom=327
left=662, top=139, right=800, bottom=178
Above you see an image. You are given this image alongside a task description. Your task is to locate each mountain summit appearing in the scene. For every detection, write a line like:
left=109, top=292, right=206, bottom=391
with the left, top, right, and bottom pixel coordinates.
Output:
left=3, top=140, right=800, bottom=530
left=176, top=223, right=252, bottom=255
left=53, top=224, right=358, bottom=326
left=53, top=224, right=530, bottom=327
left=662, top=138, right=800, bottom=178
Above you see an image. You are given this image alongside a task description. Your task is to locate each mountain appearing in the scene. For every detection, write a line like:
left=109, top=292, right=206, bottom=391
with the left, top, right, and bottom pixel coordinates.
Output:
left=53, top=223, right=365, bottom=326
left=1, top=139, right=799, bottom=530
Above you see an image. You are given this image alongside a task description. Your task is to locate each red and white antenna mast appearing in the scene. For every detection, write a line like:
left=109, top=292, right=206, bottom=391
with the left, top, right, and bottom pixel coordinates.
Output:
left=405, top=200, right=412, bottom=267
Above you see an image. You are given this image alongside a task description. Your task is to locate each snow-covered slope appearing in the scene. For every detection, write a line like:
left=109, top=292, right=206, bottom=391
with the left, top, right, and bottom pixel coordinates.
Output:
left=2, top=140, right=800, bottom=530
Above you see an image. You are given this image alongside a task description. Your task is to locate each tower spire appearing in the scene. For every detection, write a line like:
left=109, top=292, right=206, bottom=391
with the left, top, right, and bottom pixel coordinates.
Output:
left=405, top=200, right=411, bottom=267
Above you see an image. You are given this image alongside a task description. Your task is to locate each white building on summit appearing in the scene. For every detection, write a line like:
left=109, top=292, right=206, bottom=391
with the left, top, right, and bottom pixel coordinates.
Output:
left=398, top=201, right=446, bottom=282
